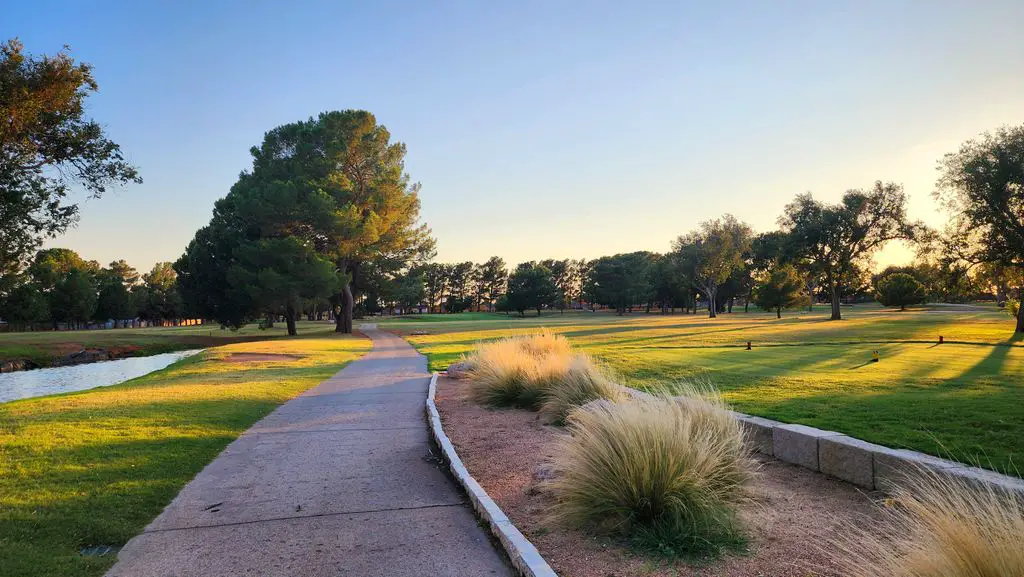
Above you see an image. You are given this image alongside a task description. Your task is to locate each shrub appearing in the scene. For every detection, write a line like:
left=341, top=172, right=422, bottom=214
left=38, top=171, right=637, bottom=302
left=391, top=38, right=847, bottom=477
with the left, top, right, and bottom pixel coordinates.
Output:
left=875, top=272, right=927, bottom=310
left=832, top=468, right=1024, bottom=577
left=539, top=356, right=626, bottom=424
left=467, top=332, right=573, bottom=409
left=1007, top=299, right=1020, bottom=319
left=547, top=387, right=754, bottom=557
left=753, top=264, right=806, bottom=318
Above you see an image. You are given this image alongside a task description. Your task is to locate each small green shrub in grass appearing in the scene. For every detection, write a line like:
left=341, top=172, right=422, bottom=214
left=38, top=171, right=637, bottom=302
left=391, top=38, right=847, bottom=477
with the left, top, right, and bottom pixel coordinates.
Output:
left=547, top=387, right=754, bottom=558
left=539, top=356, right=626, bottom=424
left=833, top=467, right=1024, bottom=577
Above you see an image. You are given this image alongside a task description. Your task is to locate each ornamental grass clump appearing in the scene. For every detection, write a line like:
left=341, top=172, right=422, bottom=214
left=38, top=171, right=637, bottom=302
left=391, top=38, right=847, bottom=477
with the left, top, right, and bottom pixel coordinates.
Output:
left=467, top=332, right=574, bottom=409
left=539, top=356, right=626, bottom=425
left=832, top=467, right=1024, bottom=577
left=547, top=387, right=754, bottom=557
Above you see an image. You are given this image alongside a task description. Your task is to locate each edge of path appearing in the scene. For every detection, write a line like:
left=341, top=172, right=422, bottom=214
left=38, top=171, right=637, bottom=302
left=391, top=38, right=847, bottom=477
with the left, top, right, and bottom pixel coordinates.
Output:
left=426, top=372, right=559, bottom=577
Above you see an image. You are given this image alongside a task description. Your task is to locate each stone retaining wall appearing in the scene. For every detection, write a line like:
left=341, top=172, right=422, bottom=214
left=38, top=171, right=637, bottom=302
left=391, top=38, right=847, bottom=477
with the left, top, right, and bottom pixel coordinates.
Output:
left=732, top=412, right=1024, bottom=495
left=622, top=383, right=1022, bottom=495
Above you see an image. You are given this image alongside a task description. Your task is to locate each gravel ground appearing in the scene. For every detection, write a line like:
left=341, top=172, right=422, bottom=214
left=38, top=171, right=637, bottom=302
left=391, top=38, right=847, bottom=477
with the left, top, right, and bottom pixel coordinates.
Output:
left=435, top=376, right=886, bottom=577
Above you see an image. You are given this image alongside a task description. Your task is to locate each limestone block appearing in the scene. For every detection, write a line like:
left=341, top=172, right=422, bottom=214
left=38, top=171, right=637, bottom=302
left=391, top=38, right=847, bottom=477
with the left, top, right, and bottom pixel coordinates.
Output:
left=773, top=423, right=842, bottom=471
left=818, top=435, right=884, bottom=489
left=737, top=415, right=779, bottom=456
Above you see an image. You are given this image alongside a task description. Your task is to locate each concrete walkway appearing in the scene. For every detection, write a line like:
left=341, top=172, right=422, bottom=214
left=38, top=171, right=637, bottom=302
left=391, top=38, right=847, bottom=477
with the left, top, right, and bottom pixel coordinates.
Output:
left=108, top=327, right=512, bottom=577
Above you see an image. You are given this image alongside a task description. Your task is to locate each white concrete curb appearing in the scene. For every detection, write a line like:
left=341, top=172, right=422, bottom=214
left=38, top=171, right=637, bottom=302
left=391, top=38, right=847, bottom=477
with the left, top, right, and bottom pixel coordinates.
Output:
left=624, top=386, right=1024, bottom=496
left=427, top=373, right=559, bottom=577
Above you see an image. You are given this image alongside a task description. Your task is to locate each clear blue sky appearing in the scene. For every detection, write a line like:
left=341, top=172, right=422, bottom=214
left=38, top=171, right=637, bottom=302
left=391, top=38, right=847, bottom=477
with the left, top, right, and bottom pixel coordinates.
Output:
left=5, top=1, right=1023, bottom=273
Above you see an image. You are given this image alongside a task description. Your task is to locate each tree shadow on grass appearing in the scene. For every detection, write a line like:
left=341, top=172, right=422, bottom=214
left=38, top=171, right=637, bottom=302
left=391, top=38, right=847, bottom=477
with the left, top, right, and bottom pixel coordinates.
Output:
left=577, top=324, right=766, bottom=348
left=1, top=432, right=248, bottom=577
left=558, top=317, right=794, bottom=340
left=615, top=340, right=850, bottom=384
left=1, top=394, right=315, bottom=575
left=957, top=333, right=1024, bottom=383
left=0, top=395, right=293, bottom=438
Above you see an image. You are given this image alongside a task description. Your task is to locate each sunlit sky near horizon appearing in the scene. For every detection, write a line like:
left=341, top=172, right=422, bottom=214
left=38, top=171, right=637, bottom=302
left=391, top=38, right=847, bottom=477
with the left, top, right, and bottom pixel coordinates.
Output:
left=5, top=1, right=1024, bottom=273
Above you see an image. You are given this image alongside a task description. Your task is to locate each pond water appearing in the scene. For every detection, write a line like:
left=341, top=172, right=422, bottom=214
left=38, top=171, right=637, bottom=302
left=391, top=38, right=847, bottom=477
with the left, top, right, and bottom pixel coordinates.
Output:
left=0, top=350, right=204, bottom=403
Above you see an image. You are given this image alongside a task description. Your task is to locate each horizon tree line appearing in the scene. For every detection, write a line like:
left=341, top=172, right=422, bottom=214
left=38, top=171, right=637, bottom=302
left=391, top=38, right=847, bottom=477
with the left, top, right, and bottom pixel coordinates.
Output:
left=369, top=165, right=1022, bottom=331
left=0, top=248, right=187, bottom=330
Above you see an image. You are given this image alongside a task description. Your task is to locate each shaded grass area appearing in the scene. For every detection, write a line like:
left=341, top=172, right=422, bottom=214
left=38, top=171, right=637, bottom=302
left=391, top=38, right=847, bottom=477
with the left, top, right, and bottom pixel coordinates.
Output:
left=381, top=305, right=1023, bottom=474
left=0, top=320, right=344, bottom=367
left=0, top=334, right=371, bottom=577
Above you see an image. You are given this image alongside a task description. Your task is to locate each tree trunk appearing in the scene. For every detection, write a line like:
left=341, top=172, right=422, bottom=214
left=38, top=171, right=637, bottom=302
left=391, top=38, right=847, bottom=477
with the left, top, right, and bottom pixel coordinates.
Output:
left=776, top=307, right=781, bottom=319
left=727, top=297, right=734, bottom=313
left=829, top=284, right=842, bottom=320
left=745, top=287, right=751, bottom=313
left=708, top=288, right=717, bottom=318
left=285, top=304, right=297, bottom=336
left=340, top=283, right=354, bottom=333
left=1016, top=289, right=1024, bottom=333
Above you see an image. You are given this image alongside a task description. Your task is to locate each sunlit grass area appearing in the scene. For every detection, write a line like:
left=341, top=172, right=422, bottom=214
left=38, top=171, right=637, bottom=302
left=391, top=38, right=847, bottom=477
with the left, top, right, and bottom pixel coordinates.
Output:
left=381, top=304, right=1023, bottom=474
left=0, top=320, right=343, bottom=366
left=0, top=333, right=370, bottom=577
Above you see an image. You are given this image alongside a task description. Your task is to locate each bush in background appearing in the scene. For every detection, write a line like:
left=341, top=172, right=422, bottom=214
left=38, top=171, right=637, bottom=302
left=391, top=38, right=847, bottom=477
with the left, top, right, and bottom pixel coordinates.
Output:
left=752, top=264, right=806, bottom=318
left=547, top=387, right=754, bottom=557
left=832, top=467, right=1023, bottom=577
left=875, top=272, right=927, bottom=311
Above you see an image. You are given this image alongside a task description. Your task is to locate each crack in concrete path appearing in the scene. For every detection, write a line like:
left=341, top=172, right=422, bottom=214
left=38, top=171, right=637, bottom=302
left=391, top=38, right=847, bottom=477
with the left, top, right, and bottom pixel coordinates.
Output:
left=138, top=501, right=471, bottom=534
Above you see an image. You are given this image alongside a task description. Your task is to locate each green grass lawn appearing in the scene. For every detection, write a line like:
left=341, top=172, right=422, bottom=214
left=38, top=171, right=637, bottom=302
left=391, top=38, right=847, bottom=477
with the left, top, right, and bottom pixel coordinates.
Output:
left=0, top=320, right=345, bottom=367
left=381, top=304, right=1023, bottom=475
left=0, top=332, right=370, bottom=577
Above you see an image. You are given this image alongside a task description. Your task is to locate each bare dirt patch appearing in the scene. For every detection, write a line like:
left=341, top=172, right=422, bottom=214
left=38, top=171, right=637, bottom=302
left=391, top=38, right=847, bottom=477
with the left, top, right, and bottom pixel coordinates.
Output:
left=48, top=342, right=86, bottom=356
left=221, top=353, right=303, bottom=363
left=435, top=376, right=886, bottom=577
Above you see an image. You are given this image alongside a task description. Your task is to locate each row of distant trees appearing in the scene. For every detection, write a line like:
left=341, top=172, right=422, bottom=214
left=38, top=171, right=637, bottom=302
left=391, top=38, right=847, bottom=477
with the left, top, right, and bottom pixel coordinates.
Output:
left=358, top=257, right=592, bottom=315
left=361, top=121, right=1024, bottom=333
left=363, top=226, right=1019, bottom=321
left=360, top=249, right=1019, bottom=319
left=0, top=249, right=184, bottom=330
